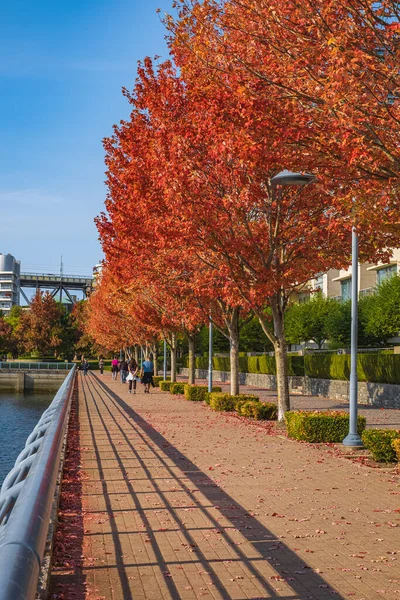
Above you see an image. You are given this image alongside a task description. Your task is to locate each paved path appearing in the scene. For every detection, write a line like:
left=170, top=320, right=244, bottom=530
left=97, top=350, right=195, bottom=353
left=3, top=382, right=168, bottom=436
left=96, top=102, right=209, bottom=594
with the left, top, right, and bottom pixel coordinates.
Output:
left=51, top=373, right=400, bottom=600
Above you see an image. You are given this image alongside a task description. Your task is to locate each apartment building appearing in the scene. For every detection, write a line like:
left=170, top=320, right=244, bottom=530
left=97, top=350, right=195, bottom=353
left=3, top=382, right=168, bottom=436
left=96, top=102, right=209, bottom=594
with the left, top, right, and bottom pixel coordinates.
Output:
left=328, top=249, right=400, bottom=300
left=294, top=250, right=400, bottom=304
left=0, top=253, right=20, bottom=315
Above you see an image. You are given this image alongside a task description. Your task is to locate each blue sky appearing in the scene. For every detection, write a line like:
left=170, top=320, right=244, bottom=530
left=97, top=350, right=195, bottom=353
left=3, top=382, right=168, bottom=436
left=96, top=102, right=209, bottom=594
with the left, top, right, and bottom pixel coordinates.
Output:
left=0, top=0, right=173, bottom=276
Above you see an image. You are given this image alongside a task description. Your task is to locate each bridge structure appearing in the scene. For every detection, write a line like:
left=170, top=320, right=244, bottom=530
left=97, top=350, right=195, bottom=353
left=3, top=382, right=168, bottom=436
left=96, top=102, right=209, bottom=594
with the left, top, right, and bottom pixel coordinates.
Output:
left=19, top=272, right=93, bottom=306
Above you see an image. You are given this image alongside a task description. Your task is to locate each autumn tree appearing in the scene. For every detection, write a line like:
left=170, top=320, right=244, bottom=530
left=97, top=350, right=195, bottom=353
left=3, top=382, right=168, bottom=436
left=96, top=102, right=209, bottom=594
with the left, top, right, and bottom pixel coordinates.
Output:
left=96, top=0, right=399, bottom=417
left=0, top=313, right=13, bottom=357
left=16, top=291, right=65, bottom=357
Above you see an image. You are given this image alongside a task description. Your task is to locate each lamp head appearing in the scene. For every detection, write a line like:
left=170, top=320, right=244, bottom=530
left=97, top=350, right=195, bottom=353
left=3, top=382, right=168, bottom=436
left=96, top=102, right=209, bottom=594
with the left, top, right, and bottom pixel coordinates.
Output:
left=271, top=169, right=316, bottom=186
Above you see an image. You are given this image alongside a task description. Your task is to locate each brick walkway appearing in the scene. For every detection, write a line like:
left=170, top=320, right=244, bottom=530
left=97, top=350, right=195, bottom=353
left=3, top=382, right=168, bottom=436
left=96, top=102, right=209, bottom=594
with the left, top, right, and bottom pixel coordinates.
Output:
left=53, top=373, right=400, bottom=600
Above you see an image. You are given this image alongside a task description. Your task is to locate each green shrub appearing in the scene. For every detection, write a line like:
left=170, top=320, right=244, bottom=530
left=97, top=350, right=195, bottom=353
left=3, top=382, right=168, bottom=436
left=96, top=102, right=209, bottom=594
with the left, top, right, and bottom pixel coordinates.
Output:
left=257, top=355, right=277, bottom=374
left=160, top=380, right=173, bottom=391
left=285, top=411, right=366, bottom=443
left=209, top=393, right=259, bottom=412
left=185, top=385, right=222, bottom=402
left=209, top=393, right=236, bottom=411
left=204, top=387, right=223, bottom=404
left=153, top=375, right=170, bottom=387
left=362, top=429, right=400, bottom=462
left=188, top=354, right=305, bottom=376
left=358, top=354, right=400, bottom=384
left=392, top=439, right=400, bottom=462
left=213, top=356, right=231, bottom=371
left=237, top=400, right=277, bottom=420
left=170, top=382, right=186, bottom=395
left=305, top=353, right=400, bottom=384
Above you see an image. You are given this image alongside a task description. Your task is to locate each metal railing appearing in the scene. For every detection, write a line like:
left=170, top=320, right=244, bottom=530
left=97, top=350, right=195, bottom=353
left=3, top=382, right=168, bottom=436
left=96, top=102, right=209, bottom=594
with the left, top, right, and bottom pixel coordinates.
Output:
left=0, top=365, right=76, bottom=600
left=0, top=362, right=75, bottom=370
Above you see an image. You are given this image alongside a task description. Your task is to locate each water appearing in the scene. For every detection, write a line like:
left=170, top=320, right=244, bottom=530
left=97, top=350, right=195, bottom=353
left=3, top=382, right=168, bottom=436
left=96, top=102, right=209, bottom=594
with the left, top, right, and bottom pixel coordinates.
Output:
left=0, top=391, right=53, bottom=486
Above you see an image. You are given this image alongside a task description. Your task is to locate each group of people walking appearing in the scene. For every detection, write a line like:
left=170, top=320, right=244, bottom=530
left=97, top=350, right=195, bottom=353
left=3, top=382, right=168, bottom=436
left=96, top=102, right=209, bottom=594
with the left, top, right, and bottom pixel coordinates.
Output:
left=107, top=356, right=155, bottom=394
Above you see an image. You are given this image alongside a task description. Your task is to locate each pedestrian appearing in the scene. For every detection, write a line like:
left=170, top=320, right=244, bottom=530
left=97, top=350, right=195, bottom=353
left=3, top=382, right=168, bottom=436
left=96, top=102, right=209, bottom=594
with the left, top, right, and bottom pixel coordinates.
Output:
left=120, top=357, right=129, bottom=383
left=142, top=355, right=155, bottom=394
left=111, top=356, right=119, bottom=381
left=83, top=359, right=89, bottom=376
left=127, top=358, right=138, bottom=394
left=99, top=357, right=104, bottom=375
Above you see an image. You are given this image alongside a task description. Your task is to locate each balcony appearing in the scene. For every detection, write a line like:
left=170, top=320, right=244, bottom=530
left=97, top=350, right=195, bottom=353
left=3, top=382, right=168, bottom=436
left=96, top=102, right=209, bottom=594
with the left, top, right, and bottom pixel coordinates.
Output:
left=359, top=287, right=375, bottom=297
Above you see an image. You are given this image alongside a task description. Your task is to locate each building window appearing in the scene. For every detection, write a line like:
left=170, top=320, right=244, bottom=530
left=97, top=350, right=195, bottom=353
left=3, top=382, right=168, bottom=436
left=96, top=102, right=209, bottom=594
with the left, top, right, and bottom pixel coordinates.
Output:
left=377, top=264, right=397, bottom=285
left=314, top=274, right=324, bottom=291
left=298, top=292, right=310, bottom=304
left=341, top=279, right=351, bottom=301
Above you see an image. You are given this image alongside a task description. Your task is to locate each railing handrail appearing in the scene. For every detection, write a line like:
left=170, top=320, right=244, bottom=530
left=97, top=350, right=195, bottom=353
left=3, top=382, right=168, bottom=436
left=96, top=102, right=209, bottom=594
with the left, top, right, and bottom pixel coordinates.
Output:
left=0, top=365, right=76, bottom=600
left=0, top=362, right=75, bottom=370
left=20, top=272, right=92, bottom=280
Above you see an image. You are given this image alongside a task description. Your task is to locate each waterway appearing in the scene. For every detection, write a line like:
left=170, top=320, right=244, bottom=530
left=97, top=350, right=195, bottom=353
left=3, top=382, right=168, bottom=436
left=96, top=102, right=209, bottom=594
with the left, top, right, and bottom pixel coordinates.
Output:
left=0, top=391, right=53, bottom=486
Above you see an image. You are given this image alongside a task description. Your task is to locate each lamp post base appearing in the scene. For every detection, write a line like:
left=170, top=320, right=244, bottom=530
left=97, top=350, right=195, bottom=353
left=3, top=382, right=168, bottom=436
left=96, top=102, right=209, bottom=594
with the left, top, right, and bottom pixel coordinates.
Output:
left=342, top=432, right=364, bottom=448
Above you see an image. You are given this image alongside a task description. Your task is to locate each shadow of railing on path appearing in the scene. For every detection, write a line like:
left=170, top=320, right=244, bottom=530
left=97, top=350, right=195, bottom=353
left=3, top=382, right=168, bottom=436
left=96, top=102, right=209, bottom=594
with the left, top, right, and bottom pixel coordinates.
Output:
left=91, top=376, right=346, bottom=600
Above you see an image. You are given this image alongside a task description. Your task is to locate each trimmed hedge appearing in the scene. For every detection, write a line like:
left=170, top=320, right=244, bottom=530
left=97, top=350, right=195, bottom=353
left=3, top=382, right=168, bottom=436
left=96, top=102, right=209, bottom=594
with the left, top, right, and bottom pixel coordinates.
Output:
left=187, top=353, right=400, bottom=384
left=160, top=380, right=173, bottom=391
left=392, top=439, right=400, bottom=462
left=170, top=382, right=186, bottom=395
left=362, top=429, right=400, bottom=462
left=188, top=354, right=304, bottom=376
left=185, top=384, right=222, bottom=402
left=236, top=400, right=277, bottom=420
left=285, top=411, right=366, bottom=443
left=209, top=392, right=259, bottom=412
left=305, top=353, right=400, bottom=384
left=209, top=393, right=235, bottom=412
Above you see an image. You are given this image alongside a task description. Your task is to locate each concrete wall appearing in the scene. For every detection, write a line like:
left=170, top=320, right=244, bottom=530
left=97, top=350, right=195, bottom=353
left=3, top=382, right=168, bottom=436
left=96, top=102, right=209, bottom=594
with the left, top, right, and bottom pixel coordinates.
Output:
left=0, top=371, right=66, bottom=392
left=180, top=368, right=400, bottom=409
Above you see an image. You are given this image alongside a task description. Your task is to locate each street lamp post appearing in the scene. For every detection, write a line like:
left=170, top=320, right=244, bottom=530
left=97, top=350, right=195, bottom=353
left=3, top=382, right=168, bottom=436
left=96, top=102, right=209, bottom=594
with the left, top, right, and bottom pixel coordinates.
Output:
left=343, top=226, right=363, bottom=447
left=208, top=314, right=213, bottom=393
left=270, top=170, right=316, bottom=417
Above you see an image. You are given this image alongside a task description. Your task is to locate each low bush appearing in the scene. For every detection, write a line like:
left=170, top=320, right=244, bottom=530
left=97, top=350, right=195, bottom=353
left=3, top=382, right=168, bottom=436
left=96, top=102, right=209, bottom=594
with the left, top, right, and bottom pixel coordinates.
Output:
left=170, top=382, right=186, bottom=395
left=159, top=380, right=173, bottom=392
left=153, top=375, right=170, bottom=387
left=209, top=393, right=236, bottom=412
left=285, top=411, right=366, bottom=443
left=209, top=393, right=259, bottom=412
left=362, top=429, right=400, bottom=462
left=185, top=385, right=222, bottom=402
left=238, top=401, right=277, bottom=420
left=204, top=387, right=223, bottom=404
left=392, top=439, right=400, bottom=462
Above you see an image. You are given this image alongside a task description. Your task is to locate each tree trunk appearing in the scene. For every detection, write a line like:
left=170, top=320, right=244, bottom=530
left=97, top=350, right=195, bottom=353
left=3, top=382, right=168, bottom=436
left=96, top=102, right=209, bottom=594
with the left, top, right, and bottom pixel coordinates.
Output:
left=270, top=297, right=290, bottom=420
left=170, top=333, right=177, bottom=382
left=187, top=334, right=195, bottom=385
left=153, top=344, right=159, bottom=375
left=134, top=345, right=139, bottom=364
left=228, top=307, right=240, bottom=396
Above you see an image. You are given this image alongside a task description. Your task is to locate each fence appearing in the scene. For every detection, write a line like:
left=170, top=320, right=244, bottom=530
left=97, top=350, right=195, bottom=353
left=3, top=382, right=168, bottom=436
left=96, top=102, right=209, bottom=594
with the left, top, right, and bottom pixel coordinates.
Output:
left=0, top=365, right=76, bottom=600
left=0, top=362, right=75, bottom=370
